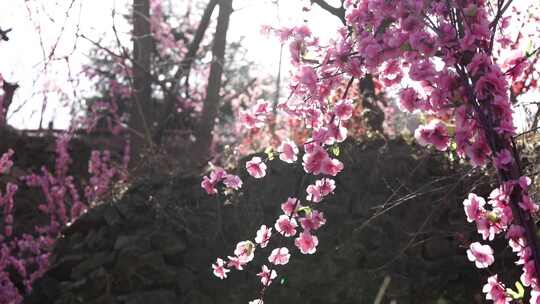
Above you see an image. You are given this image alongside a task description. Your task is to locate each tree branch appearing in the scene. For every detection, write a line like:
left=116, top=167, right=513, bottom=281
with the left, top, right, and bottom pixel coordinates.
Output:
left=193, top=0, right=233, bottom=165
left=173, top=0, right=219, bottom=84
left=310, top=0, right=346, bottom=25
left=153, top=0, right=219, bottom=144
left=1, top=80, right=19, bottom=127
left=0, top=27, right=12, bottom=41
left=130, top=0, right=154, bottom=163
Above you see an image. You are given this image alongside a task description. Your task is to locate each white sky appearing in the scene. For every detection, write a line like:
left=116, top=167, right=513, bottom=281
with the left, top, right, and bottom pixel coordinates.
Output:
left=0, top=0, right=537, bottom=131
left=0, top=0, right=341, bottom=129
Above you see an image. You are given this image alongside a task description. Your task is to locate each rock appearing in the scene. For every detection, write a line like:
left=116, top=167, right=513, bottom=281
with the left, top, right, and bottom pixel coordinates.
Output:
left=71, top=252, right=115, bottom=279
left=25, top=139, right=491, bottom=304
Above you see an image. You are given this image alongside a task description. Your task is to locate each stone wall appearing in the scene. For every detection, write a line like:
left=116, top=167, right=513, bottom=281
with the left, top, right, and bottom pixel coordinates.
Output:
left=25, top=138, right=495, bottom=304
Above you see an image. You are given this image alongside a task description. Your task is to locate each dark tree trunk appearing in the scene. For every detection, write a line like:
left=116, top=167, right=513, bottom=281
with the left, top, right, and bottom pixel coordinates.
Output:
left=193, top=0, right=233, bottom=166
left=130, top=0, right=153, bottom=164
left=1, top=80, right=18, bottom=127
left=154, top=0, right=219, bottom=145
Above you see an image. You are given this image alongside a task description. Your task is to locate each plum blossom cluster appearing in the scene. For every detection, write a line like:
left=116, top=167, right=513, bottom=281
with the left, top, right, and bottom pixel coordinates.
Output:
left=239, top=100, right=272, bottom=130
left=464, top=177, right=540, bottom=302
left=211, top=193, right=328, bottom=279
left=0, top=148, right=23, bottom=303
left=85, top=149, right=127, bottom=203
left=201, top=166, right=243, bottom=195
left=0, top=149, right=14, bottom=174
left=245, top=157, right=267, bottom=179
left=208, top=0, right=540, bottom=302
left=211, top=136, right=337, bottom=300
left=1, top=134, right=130, bottom=303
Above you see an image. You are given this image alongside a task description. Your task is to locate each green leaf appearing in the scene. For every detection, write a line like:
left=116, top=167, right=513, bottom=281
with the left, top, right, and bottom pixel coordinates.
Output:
left=265, top=147, right=275, bottom=160
left=375, top=18, right=394, bottom=36
left=506, top=281, right=525, bottom=299
left=400, top=42, right=413, bottom=52
left=332, top=145, right=340, bottom=157
left=297, top=206, right=312, bottom=216
left=280, top=277, right=287, bottom=285
left=525, top=40, right=535, bottom=57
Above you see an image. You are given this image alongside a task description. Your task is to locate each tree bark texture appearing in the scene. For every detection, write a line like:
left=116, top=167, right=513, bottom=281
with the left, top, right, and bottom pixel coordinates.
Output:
left=130, top=0, right=153, bottom=164
left=193, top=0, right=233, bottom=165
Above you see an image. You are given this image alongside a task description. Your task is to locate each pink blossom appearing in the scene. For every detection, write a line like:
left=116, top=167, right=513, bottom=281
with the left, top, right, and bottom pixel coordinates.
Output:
left=503, top=51, right=527, bottom=80
left=212, top=258, right=230, bottom=279
left=210, top=168, right=227, bottom=182
left=474, top=70, right=507, bottom=101
left=249, top=299, right=264, bottom=304
left=320, top=158, right=344, bottom=176
left=519, top=195, right=538, bottom=214
left=489, top=186, right=511, bottom=207
left=409, top=30, right=436, bottom=56
left=531, top=289, right=540, bottom=304
left=296, top=66, right=318, bottom=95
left=302, top=144, right=329, bottom=175
left=281, top=197, right=301, bottom=216
left=234, top=240, right=255, bottom=264
left=326, top=122, right=348, bottom=144
left=275, top=214, right=298, bottom=237
left=476, top=217, right=498, bottom=241
left=0, top=149, right=14, bottom=174
left=201, top=176, right=217, bottom=195
left=506, top=225, right=526, bottom=252
left=521, top=258, right=538, bottom=288
left=223, top=175, right=243, bottom=190
left=414, top=120, right=450, bottom=151
left=253, top=99, right=271, bottom=115
left=409, top=59, right=437, bottom=82
left=306, top=184, right=322, bottom=203
left=255, top=225, right=272, bottom=248
left=268, top=247, right=291, bottom=265
left=401, top=15, right=421, bottom=31
left=482, top=275, right=510, bottom=304
left=227, top=256, right=244, bottom=270
left=240, top=110, right=265, bottom=129
left=398, top=88, right=419, bottom=112
left=466, top=242, right=494, bottom=268
left=317, top=178, right=336, bottom=196
left=494, top=149, right=513, bottom=170
left=306, top=178, right=336, bottom=202
left=519, top=176, right=532, bottom=190
left=467, top=53, right=491, bottom=76
left=246, top=157, right=267, bottom=178
left=364, top=42, right=383, bottom=65
left=517, top=246, right=532, bottom=266
left=463, top=193, right=486, bottom=223
left=299, top=210, right=326, bottom=231
left=334, top=99, right=354, bottom=120
left=278, top=139, right=299, bottom=163
left=294, top=232, right=319, bottom=254
left=257, top=265, right=277, bottom=286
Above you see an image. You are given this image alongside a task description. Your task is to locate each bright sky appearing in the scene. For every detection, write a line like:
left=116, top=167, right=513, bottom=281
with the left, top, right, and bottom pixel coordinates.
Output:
left=0, top=0, right=537, bottom=130
left=0, top=0, right=341, bottom=129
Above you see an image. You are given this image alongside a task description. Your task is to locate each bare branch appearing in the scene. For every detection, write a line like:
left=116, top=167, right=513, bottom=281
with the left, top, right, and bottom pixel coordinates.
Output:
left=130, top=0, right=155, bottom=161
left=154, top=0, right=219, bottom=144
left=310, top=0, right=346, bottom=25
left=193, top=0, right=233, bottom=164
left=173, top=0, right=219, bottom=84
left=1, top=80, right=19, bottom=123
left=0, top=27, right=12, bottom=41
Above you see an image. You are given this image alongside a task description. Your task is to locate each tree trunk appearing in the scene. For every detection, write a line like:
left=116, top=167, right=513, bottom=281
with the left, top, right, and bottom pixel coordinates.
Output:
left=153, top=0, right=219, bottom=145
left=0, top=80, right=18, bottom=128
left=193, top=0, right=233, bottom=166
left=130, top=0, right=153, bottom=165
